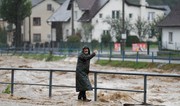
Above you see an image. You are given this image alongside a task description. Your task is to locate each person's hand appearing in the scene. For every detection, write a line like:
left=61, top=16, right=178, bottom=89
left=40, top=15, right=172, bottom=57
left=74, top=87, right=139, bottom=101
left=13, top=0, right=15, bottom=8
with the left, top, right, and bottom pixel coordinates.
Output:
left=93, top=50, right=98, bottom=54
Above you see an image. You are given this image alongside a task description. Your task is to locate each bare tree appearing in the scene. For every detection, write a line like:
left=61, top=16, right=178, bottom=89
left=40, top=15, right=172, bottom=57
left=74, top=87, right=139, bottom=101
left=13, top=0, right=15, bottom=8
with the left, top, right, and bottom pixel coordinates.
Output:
left=104, top=17, right=133, bottom=42
left=82, top=23, right=94, bottom=42
left=149, top=15, right=165, bottom=38
left=133, top=17, right=149, bottom=41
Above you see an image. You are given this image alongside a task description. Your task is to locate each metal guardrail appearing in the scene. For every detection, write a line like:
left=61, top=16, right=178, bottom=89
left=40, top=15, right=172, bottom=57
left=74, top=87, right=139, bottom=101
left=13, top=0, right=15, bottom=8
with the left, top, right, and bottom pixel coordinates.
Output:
left=1, top=48, right=180, bottom=64
left=0, top=68, right=180, bottom=104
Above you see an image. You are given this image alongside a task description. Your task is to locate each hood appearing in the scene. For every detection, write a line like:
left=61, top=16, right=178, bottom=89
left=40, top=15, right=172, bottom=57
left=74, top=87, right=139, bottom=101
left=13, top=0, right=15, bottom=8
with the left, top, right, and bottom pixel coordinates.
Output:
left=82, top=46, right=90, bottom=55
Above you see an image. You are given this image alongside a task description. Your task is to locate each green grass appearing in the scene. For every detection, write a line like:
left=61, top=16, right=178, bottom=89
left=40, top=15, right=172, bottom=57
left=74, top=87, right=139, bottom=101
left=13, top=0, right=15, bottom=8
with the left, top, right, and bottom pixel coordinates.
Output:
left=2, top=85, right=11, bottom=94
left=21, top=54, right=65, bottom=61
left=96, top=60, right=180, bottom=70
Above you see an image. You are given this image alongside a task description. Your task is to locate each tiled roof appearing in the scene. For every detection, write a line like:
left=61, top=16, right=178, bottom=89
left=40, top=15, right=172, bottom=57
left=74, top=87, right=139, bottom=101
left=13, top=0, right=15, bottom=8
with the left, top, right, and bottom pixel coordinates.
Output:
left=78, top=0, right=109, bottom=22
left=158, top=2, right=180, bottom=27
left=125, top=0, right=166, bottom=11
left=76, top=0, right=96, bottom=10
left=31, top=0, right=44, bottom=7
left=31, top=0, right=64, bottom=7
left=47, top=0, right=71, bottom=22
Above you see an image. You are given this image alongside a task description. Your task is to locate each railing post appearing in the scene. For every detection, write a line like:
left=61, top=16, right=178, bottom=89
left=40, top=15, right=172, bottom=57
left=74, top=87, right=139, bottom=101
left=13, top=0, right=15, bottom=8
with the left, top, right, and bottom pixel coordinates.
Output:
left=143, top=75, right=147, bottom=104
left=11, top=69, right=15, bottom=96
left=152, top=52, right=154, bottom=63
left=122, top=50, right=125, bottom=62
left=109, top=42, right=112, bottom=61
left=49, top=70, right=53, bottom=97
left=98, top=50, right=100, bottom=61
left=136, top=52, right=139, bottom=63
left=94, top=73, right=97, bottom=101
left=169, top=52, right=171, bottom=64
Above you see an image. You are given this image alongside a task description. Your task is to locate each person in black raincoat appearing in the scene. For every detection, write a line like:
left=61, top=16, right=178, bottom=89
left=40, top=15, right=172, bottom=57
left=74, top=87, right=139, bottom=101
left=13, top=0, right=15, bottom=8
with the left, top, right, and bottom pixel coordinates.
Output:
left=76, top=46, right=97, bottom=102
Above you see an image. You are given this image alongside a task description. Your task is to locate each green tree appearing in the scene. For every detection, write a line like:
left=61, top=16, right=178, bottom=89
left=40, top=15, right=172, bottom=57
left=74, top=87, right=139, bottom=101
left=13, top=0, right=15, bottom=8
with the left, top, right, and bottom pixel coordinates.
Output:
left=0, top=0, right=31, bottom=47
left=101, top=33, right=112, bottom=47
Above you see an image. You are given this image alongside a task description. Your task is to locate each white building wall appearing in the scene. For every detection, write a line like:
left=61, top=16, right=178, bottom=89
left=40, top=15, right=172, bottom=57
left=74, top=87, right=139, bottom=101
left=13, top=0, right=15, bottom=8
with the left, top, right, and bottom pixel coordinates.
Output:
left=162, top=27, right=180, bottom=50
left=62, top=22, right=71, bottom=41
left=92, top=0, right=123, bottom=42
left=90, top=0, right=166, bottom=42
left=23, top=0, right=60, bottom=44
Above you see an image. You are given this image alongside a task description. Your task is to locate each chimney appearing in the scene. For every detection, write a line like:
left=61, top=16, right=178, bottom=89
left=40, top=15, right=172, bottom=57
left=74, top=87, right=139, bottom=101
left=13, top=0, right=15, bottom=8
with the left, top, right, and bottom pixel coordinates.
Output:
left=140, top=0, right=148, bottom=6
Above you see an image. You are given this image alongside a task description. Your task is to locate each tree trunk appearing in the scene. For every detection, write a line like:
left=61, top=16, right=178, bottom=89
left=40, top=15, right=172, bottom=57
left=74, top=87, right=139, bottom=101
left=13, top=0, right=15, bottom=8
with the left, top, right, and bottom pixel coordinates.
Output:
left=15, top=20, right=22, bottom=48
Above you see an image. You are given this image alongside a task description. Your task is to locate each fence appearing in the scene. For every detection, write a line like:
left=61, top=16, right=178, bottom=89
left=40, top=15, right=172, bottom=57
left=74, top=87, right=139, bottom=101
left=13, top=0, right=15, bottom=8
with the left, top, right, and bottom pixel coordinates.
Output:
left=0, top=68, right=179, bottom=105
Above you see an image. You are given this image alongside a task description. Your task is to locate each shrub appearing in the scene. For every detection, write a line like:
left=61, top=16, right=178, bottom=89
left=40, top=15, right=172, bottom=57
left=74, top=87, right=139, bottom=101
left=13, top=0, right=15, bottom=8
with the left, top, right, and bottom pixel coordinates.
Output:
left=101, top=33, right=112, bottom=47
left=67, top=35, right=81, bottom=43
left=126, top=36, right=140, bottom=47
left=91, top=39, right=99, bottom=49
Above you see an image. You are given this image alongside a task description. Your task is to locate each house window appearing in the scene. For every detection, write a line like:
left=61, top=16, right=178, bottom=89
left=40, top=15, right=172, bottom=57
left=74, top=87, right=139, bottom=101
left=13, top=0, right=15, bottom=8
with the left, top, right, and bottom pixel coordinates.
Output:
left=74, top=11, right=78, bottom=20
left=33, top=33, right=41, bottom=42
left=66, top=29, right=69, bottom=36
left=169, top=32, right=173, bottom=44
left=148, top=12, right=155, bottom=21
left=103, top=30, right=110, bottom=35
left=47, top=4, right=52, bottom=11
left=99, top=13, right=103, bottom=18
left=112, top=10, right=120, bottom=19
left=129, top=13, right=133, bottom=18
left=33, top=17, right=41, bottom=26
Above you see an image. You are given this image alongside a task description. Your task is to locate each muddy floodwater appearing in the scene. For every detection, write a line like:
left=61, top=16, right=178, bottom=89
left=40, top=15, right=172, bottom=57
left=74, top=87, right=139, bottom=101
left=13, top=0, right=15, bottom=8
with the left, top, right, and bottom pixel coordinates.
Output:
left=0, top=56, right=180, bottom=106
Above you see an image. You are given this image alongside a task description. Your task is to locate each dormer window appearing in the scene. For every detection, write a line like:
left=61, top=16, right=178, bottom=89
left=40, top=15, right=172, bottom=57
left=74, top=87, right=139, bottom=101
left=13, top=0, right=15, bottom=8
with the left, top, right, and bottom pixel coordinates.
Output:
left=47, top=4, right=52, bottom=11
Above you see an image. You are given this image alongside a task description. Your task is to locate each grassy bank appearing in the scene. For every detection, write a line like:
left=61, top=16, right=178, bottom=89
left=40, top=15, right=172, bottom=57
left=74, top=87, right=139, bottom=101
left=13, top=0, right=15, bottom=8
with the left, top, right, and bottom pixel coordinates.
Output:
left=21, top=54, right=65, bottom=61
left=96, top=60, right=180, bottom=71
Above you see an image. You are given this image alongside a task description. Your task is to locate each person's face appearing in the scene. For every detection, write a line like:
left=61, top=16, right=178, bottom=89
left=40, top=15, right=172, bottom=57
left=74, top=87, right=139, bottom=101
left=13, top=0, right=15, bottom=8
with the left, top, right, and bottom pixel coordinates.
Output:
left=83, top=48, right=89, bottom=54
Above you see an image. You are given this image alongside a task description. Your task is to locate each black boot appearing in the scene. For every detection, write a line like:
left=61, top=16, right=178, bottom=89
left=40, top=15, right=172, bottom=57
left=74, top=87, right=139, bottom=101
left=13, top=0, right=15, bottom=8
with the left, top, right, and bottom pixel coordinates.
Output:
left=78, top=91, right=82, bottom=100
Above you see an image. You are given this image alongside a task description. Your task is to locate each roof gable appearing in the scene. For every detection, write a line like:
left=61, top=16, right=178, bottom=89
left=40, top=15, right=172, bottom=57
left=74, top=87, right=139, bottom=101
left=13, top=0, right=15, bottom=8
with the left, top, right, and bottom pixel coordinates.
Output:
left=125, top=0, right=166, bottom=11
left=158, top=2, right=180, bottom=27
left=78, top=0, right=109, bottom=22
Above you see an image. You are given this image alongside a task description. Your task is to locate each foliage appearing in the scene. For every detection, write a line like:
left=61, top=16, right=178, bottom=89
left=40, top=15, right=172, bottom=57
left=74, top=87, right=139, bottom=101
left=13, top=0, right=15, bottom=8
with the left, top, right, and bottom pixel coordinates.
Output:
left=67, top=35, right=81, bottom=43
left=2, top=84, right=11, bottom=94
left=101, top=33, right=112, bottom=47
left=104, top=17, right=133, bottom=42
left=91, top=39, right=99, bottom=49
left=133, top=17, right=149, bottom=41
left=0, top=0, right=32, bottom=47
left=82, top=23, right=94, bottom=42
left=126, top=36, right=140, bottom=47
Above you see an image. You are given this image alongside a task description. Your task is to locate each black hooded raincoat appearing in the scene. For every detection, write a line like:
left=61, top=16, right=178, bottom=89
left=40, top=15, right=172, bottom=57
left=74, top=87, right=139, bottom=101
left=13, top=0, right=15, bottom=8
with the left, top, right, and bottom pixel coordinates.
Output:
left=76, top=46, right=96, bottom=92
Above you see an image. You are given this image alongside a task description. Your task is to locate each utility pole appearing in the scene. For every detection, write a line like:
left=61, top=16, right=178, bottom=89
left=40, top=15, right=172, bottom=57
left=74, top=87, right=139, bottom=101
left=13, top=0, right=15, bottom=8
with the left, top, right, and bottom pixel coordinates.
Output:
left=71, top=0, right=75, bottom=36
left=121, top=0, right=126, bottom=54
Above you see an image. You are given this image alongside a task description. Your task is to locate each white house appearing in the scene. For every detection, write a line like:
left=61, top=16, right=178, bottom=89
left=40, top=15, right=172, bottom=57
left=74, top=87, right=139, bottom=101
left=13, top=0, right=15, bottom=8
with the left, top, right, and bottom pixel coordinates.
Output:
left=48, top=0, right=168, bottom=43
left=158, top=2, right=180, bottom=50
left=22, top=0, right=62, bottom=45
